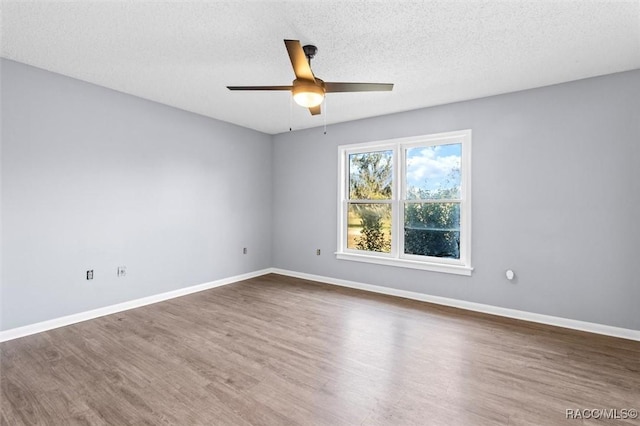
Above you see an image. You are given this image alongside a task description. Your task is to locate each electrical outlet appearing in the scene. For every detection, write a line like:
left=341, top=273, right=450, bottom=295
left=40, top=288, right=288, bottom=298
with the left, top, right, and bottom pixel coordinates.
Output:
left=316, top=249, right=321, bottom=256
left=243, top=247, right=247, bottom=254
left=117, top=266, right=126, bottom=277
left=86, top=270, right=94, bottom=280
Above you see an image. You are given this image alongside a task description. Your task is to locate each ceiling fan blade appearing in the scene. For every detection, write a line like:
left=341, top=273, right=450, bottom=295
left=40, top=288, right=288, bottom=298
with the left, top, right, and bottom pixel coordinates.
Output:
left=325, top=82, right=394, bottom=93
left=284, top=39, right=315, bottom=81
left=309, top=105, right=321, bottom=115
left=227, top=85, right=292, bottom=91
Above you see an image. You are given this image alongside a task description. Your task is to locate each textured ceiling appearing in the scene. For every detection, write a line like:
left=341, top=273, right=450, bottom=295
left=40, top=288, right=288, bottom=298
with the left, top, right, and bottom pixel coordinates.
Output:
left=2, top=1, right=639, bottom=135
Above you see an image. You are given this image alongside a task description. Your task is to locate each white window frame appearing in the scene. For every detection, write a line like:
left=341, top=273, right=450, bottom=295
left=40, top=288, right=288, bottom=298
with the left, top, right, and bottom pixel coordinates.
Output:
left=336, top=130, right=472, bottom=276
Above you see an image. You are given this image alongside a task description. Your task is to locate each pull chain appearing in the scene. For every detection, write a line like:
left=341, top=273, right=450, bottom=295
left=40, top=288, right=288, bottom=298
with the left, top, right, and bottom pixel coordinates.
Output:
left=323, top=96, right=327, bottom=135
left=289, top=95, right=293, bottom=132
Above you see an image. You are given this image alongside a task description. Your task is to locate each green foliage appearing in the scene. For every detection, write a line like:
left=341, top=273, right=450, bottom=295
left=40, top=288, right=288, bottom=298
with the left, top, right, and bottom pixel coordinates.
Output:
left=405, top=202, right=458, bottom=229
left=350, top=151, right=393, bottom=253
left=349, top=152, right=392, bottom=200
left=404, top=167, right=461, bottom=258
left=404, top=203, right=460, bottom=258
left=355, top=209, right=391, bottom=252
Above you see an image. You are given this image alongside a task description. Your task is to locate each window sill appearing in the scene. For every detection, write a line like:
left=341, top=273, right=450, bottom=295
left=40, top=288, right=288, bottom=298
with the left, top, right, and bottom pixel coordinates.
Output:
left=335, top=252, right=473, bottom=276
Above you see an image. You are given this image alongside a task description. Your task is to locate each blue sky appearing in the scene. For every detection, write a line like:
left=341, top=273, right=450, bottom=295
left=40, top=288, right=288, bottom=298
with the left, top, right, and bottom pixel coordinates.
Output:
left=406, top=143, right=461, bottom=194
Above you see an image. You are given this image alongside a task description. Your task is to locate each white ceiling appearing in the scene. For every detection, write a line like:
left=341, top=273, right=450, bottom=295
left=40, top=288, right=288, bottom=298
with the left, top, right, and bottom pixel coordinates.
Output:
left=2, top=1, right=639, bottom=135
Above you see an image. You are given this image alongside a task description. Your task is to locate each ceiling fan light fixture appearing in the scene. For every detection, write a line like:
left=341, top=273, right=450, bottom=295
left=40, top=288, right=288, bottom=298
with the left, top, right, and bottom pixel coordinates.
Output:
left=292, top=80, right=325, bottom=108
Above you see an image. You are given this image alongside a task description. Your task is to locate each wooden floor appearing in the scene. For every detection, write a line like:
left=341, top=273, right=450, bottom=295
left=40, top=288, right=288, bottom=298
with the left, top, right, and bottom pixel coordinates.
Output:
left=1, top=274, right=639, bottom=425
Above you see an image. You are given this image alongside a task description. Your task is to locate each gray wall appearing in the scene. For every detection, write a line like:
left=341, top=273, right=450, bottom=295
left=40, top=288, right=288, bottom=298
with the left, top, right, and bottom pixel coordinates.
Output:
left=1, top=59, right=273, bottom=330
left=272, top=69, right=640, bottom=330
left=2, top=59, right=638, bottom=332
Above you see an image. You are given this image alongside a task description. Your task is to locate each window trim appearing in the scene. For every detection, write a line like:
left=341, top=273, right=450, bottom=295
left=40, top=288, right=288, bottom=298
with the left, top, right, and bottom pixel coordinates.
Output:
left=336, top=130, right=473, bottom=276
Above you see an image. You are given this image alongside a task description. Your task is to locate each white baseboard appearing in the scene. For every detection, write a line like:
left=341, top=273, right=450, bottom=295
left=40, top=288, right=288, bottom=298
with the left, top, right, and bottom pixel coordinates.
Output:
left=0, top=269, right=272, bottom=343
left=3, top=267, right=638, bottom=343
left=270, top=268, right=640, bottom=342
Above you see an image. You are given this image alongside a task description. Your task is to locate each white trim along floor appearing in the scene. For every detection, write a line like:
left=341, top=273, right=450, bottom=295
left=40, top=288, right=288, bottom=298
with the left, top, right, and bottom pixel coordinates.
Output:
left=2, top=268, right=638, bottom=343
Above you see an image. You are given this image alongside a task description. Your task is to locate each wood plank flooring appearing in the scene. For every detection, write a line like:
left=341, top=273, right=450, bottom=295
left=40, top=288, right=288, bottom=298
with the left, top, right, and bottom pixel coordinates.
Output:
left=1, top=273, right=639, bottom=425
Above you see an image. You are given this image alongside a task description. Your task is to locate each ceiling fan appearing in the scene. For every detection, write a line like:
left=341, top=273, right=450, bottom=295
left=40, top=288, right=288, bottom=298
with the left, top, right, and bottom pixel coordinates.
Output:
left=227, top=39, right=394, bottom=116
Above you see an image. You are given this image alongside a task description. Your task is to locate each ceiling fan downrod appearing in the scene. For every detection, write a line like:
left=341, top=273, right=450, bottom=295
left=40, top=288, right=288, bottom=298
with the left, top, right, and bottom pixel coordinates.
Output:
left=302, top=45, right=317, bottom=66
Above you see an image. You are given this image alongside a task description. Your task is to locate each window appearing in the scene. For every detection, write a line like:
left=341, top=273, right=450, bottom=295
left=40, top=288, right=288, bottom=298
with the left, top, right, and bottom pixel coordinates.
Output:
left=337, top=130, right=472, bottom=275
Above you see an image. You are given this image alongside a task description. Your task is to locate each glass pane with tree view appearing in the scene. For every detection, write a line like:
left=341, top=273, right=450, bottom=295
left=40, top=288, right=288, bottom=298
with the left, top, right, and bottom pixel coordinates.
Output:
left=348, top=203, right=392, bottom=253
left=406, top=143, right=461, bottom=200
left=349, top=151, right=393, bottom=200
left=404, top=202, right=460, bottom=258
left=348, top=150, right=393, bottom=253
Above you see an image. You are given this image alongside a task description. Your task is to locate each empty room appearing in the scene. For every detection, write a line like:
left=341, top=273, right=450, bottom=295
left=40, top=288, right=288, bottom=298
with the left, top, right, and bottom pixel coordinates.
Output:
left=1, top=1, right=639, bottom=425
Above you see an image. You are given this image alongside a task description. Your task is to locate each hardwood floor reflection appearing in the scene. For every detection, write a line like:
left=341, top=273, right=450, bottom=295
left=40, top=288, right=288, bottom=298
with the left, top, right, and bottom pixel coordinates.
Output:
left=2, top=273, right=639, bottom=425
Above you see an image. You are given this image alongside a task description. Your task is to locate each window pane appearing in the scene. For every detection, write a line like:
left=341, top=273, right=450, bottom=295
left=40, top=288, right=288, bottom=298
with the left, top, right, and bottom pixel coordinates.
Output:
left=349, top=150, right=393, bottom=200
left=347, top=203, right=392, bottom=253
left=406, top=143, right=461, bottom=200
left=404, top=203, right=460, bottom=258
